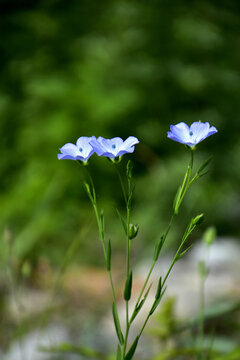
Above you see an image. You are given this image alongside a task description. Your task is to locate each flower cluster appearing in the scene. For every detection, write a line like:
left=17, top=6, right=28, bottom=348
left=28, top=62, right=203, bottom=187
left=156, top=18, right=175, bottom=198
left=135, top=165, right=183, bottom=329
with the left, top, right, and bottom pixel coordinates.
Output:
left=58, top=136, right=139, bottom=163
left=58, top=122, right=217, bottom=163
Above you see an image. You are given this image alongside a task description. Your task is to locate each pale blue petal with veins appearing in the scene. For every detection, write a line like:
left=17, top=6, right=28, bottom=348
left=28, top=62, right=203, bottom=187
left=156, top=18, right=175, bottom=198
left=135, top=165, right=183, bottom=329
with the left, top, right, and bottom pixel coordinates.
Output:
left=167, top=122, right=217, bottom=147
left=90, top=136, right=139, bottom=159
left=58, top=136, right=96, bottom=161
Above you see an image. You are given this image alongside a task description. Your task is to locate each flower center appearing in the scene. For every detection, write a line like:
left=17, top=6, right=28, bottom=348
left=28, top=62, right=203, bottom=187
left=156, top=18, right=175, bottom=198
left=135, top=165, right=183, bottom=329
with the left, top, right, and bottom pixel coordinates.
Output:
left=79, top=147, right=83, bottom=152
left=189, top=131, right=193, bottom=136
left=112, top=144, right=116, bottom=149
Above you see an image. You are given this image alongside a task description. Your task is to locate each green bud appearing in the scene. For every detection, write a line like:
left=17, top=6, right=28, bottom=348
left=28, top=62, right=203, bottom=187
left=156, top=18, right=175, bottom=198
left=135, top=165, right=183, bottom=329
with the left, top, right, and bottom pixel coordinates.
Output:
left=129, top=224, right=139, bottom=240
left=124, top=271, right=133, bottom=301
left=192, top=213, right=204, bottom=225
left=203, top=226, right=216, bottom=246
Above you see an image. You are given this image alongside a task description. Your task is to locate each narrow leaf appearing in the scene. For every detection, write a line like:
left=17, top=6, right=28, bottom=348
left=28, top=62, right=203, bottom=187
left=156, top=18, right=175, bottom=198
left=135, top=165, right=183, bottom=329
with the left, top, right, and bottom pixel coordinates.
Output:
left=155, top=276, right=162, bottom=300
left=153, top=235, right=164, bottom=261
left=124, top=271, right=133, bottom=301
left=100, top=210, right=105, bottom=240
left=173, top=186, right=182, bottom=215
left=131, top=283, right=153, bottom=323
left=127, top=190, right=133, bottom=210
left=197, top=170, right=209, bottom=179
left=175, top=244, right=193, bottom=262
left=116, top=344, right=122, bottom=360
left=149, top=298, right=161, bottom=316
left=149, top=287, right=166, bottom=315
left=174, top=164, right=192, bottom=213
left=84, top=182, right=93, bottom=203
left=125, top=336, right=139, bottom=360
left=197, top=156, right=213, bottom=175
left=116, top=209, right=127, bottom=235
left=106, top=239, right=111, bottom=271
left=126, top=160, right=133, bottom=180
left=112, top=303, right=124, bottom=345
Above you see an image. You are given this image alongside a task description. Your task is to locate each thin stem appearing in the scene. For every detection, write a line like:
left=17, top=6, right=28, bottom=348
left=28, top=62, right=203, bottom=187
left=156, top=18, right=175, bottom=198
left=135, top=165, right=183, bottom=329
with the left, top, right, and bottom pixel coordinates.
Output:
left=84, top=168, right=118, bottom=309
left=136, top=151, right=195, bottom=341
left=199, top=275, right=205, bottom=360
left=178, top=149, right=194, bottom=207
left=122, top=180, right=131, bottom=358
left=138, top=233, right=186, bottom=338
left=161, top=238, right=185, bottom=288
left=114, top=163, right=127, bottom=205
left=130, top=213, right=175, bottom=322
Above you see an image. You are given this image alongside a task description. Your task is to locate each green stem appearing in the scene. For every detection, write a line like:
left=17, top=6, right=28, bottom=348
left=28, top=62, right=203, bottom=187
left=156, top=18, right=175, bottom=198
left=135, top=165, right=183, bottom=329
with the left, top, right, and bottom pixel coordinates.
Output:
left=180, top=149, right=194, bottom=202
left=138, top=238, right=186, bottom=338
left=84, top=169, right=119, bottom=319
left=199, top=275, right=205, bottom=360
left=136, top=151, right=195, bottom=341
left=130, top=213, right=175, bottom=323
left=114, top=164, right=127, bottom=205
left=122, top=184, right=131, bottom=358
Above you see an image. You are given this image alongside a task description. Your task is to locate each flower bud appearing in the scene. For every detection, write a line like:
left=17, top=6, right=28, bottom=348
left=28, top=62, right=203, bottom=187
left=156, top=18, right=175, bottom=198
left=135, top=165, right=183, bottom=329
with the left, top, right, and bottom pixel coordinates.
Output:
left=203, top=226, right=216, bottom=246
left=192, top=213, right=204, bottom=225
left=129, top=224, right=139, bottom=240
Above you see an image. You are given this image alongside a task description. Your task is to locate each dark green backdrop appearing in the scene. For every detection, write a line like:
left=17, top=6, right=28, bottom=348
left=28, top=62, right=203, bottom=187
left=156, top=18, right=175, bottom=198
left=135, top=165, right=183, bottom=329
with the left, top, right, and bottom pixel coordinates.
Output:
left=1, top=0, right=240, bottom=267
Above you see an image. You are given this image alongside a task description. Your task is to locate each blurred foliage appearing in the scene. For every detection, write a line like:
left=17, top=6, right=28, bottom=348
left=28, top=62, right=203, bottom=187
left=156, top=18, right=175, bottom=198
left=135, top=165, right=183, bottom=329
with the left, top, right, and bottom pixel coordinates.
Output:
left=0, top=0, right=240, bottom=268
left=150, top=298, right=240, bottom=360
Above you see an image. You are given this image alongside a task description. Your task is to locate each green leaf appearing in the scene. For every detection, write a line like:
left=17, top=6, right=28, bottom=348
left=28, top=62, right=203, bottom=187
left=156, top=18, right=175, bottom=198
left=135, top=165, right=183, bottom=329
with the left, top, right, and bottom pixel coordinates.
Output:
left=100, top=210, right=105, bottom=240
left=125, top=336, right=139, bottom=360
left=112, top=302, right=124, bottom=345
left=84, top=182, right=94, bottom=203
left=106, top=239, right=111, bottom=271
left=116, top=344, right=122, bottom=360
left=116, top=209, right=127, bottom=236
left=173, top=186, right=182, bottom=215
left=155, top=276, right=162, bottom=300
left=153, top=235, right=164, bottom=261
left=175, top=244, right=193, bottom=262
left=126, top=160, right=133, bottom=180
left=131, top=283, right=153, bottom=322
left=192, top=213, right=204, bottom=225
left=197, top=156, right=213, bottom=175
left=149, top=287, right=166, bottom=315
left=124, top=271, right=132, bottom=301
left=127, top=189, right=133, bottom=210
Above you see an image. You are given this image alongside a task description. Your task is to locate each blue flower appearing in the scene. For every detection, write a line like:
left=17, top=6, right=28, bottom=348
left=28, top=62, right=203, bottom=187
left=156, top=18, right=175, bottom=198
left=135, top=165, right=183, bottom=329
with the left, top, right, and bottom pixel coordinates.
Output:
left=167, top=122, right=217, bottom=147
left=58, top=136, right=96, bottom=162
left=90, top=136, right=139, bottom=159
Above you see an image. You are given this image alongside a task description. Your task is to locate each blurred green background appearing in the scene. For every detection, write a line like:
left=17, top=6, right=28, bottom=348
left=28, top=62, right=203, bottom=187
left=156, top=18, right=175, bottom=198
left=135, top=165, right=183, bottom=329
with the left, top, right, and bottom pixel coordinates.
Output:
left=1, top=0, right=240, bottom=270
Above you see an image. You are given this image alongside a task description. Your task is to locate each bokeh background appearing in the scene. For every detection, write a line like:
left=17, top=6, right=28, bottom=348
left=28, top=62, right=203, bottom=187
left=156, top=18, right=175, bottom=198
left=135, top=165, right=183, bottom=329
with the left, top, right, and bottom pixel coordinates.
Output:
left=0, top=0, right=240, bottom=359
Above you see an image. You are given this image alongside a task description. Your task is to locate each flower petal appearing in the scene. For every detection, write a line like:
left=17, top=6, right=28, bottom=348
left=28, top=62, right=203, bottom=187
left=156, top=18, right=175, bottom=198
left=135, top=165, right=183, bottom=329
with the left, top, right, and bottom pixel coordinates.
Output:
left=168, top=121, right=218, bottom=146
left=120, top=136, right=139, bottom=151
left=76, top=136, right=96, bottom=159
